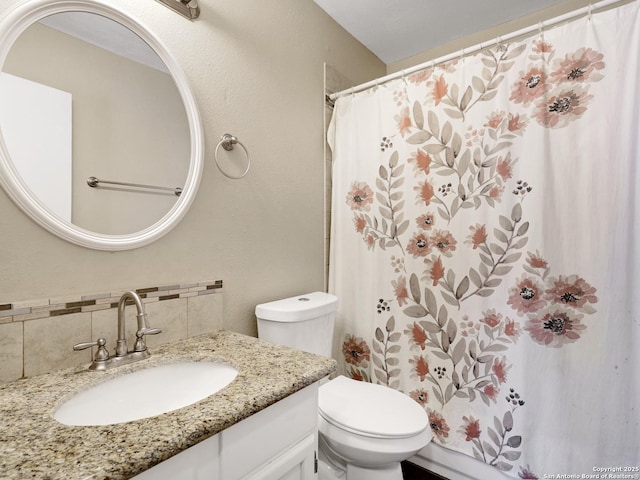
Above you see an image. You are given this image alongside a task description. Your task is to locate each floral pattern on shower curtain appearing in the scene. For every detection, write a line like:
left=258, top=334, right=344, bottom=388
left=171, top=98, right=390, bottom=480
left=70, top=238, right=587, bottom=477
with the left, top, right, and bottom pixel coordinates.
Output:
left=328, top=2, right=640, bottom=478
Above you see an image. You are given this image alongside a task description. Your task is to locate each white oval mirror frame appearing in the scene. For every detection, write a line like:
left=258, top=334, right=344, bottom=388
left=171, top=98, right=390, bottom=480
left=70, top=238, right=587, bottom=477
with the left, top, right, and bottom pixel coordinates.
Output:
left=0, top=0, right=204, bottom=250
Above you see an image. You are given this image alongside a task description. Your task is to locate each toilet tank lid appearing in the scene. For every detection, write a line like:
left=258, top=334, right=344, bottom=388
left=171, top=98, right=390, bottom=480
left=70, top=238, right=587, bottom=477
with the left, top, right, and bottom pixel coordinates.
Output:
left=255, top=292, right=338, bottom=322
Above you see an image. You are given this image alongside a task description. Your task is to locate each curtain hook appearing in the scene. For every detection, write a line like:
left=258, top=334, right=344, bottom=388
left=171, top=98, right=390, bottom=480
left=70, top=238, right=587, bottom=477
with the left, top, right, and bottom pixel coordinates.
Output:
left=401, top=69, right=407, bottom=85
left=350, top=87, right=354, bottom=99
left=587, top=3, right=593, bottom=21
left=538, top=21, right=544, bottom=36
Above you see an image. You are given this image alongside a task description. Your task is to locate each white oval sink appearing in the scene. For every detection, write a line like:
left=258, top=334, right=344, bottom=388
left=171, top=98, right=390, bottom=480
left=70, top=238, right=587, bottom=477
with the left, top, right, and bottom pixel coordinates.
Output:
left=54, top=361, right=238, bottom=426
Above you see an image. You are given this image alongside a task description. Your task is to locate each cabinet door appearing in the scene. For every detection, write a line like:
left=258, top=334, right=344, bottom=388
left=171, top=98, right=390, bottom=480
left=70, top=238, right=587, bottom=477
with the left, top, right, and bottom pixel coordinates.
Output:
left=242, top=433, right=315, bottom=480
left=219, top=384, right=318, bottom=479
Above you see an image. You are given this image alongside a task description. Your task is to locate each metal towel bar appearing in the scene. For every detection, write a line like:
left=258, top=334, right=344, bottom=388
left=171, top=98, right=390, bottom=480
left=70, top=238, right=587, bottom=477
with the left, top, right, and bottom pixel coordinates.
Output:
left=87, top=176, right=183, bottom=196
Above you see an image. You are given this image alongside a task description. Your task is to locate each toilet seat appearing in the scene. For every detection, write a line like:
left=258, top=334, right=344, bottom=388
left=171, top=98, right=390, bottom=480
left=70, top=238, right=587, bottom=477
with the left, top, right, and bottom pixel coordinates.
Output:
left=318, top=376, right=428, bottom=439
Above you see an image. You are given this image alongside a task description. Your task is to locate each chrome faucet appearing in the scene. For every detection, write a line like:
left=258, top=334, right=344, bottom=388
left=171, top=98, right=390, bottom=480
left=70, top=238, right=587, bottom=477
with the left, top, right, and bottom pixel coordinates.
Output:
left=73, top=291, right=161, bottom=371
left=116, top=291, right=161, bottom=357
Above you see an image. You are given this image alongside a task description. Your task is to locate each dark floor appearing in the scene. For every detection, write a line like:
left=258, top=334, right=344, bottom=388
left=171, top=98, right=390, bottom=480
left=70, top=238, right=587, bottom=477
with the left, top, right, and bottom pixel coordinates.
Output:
left=401, top=461, right=450, bottom=480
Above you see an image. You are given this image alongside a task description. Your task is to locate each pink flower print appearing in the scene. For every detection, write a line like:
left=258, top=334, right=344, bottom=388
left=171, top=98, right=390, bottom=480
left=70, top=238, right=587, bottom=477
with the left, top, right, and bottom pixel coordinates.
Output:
left=416, top=213, right=435, bottom=230
left=484, top=110, right=505, bottom=129
left=408, top=69, right=432, bottom=84
left=464, top=125, right=485, bottom=147
left=508, top=275, right=546, bottom=315
left=407, top=232, right=431, bottom=258
left=532, top=39, right=553, bottom=54
left=466, top=224, right=487, bottom=249
left=409, top=149, right=431, bottom=174
left=347, top=367, right=369, bottom=382
left=425, top=255, right=445, bottom=287
left=459, top=316, right=477, bottom=338
left=533, top=84, right=593, bottom=128
left=432, top=75, right=448, bottom=106
left=526, top=250, right=548, bottom=269
left=519, top=465, right=540, bottom=479
left=428, top=410, right=450, bottom=441
left=511, top=66, right=549, bottom=106
left=353, top=214, right=367, bottom=233
left=496, top=155, right=514, bottom=181
left=405, top=322, right=428, bottom=351
left=429, top=230, right=457, bottom=257
left=392, top=276, right=409, bottom=306
left=544, top=275, right=598, bottom=312
left=480, top=309, right=502, bottom=328
left=415, top=180, right=435, bottom=206
left=409, top=355, right=430, bottom=381
left=365, top=234, right=376, bottom=250
left=550, top=47, right=605, bottom=83
left=459, top=416, right=481, bottom=441
left=504, top=318, right=522, bottom=341
left=507, top=113, right=528, bottom=135
left=492, top=357, right=510, bottom=384
left=488, top=184, right=504, bottom=201
left=440, top=60, right=459, bottom=73
left=484, top=384, right=500, bottom=403
left=346, top=181, right=374, bottom=211
left=395, top=106, right=412, bottom=136
left=342, top=335, right=371, bottom=365
left=524, top=306, right=586, bottom=347
left=409, top=389, right=429, bottom=406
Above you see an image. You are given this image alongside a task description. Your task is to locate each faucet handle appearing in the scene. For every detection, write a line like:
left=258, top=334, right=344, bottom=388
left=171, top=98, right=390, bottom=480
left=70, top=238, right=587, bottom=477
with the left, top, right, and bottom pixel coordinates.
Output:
left=73, top=337, right=110, bottom=362
left=133, top=327, right=162, bottom=352
left=139, top=327, right=161, bottom=336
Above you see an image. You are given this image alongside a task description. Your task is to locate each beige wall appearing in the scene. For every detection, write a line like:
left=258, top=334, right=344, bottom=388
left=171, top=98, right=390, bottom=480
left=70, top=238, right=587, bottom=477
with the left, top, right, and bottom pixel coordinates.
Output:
left=0, top=0, right=384, bottom=338
left=387, top=0, right=613, bottom=74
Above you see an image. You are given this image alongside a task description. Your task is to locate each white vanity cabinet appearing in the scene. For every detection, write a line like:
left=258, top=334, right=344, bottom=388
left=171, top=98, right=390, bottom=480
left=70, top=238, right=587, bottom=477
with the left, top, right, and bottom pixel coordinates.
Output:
left=133, top=383, right=319, bottom=480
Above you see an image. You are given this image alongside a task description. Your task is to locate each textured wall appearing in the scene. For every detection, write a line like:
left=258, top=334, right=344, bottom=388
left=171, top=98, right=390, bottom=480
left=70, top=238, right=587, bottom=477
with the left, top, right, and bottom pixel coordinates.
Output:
left=0, top=0, right=384, bottom=337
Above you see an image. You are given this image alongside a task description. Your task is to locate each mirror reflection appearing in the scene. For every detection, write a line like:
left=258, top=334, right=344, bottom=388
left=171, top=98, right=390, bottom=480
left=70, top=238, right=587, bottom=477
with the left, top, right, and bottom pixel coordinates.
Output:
left=0, top=11, right=190, bottom=235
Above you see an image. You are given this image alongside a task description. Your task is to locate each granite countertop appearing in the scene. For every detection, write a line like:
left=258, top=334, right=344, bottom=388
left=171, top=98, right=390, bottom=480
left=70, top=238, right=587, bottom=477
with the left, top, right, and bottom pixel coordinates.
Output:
left=0, top=330, right=336, bottom=480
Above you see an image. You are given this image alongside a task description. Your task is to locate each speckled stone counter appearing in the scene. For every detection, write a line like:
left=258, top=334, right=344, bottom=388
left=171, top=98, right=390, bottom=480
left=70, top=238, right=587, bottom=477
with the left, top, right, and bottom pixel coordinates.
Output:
left=0, top=331, right=336, bottom=480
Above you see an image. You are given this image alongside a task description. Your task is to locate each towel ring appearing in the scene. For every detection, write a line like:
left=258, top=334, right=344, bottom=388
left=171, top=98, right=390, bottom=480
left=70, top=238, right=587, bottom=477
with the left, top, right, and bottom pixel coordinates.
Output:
left=214, top=134, right=251, bottom=179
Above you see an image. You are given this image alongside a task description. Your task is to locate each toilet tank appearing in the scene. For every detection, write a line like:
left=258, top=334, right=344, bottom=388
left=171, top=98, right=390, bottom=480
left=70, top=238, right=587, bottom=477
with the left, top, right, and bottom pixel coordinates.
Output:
left=255, top=292, right=338, bottom=358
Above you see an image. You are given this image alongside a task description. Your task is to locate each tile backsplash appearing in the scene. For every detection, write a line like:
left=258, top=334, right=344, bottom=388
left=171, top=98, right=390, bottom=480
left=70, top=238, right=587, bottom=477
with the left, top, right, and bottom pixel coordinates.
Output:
left=0, top=280, right=223, bottom=382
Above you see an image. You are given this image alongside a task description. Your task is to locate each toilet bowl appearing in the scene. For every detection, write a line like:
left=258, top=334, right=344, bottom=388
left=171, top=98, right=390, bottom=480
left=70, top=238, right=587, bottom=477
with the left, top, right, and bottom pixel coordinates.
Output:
left=316, top=375, right=431, bottom=480
left=255, top=293, right=432, bottom=480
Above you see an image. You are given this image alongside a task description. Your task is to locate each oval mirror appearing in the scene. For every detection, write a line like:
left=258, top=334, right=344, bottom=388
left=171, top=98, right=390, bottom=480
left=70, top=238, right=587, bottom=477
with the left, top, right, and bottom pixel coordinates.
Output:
left=0, top=0, right=204, bottom=250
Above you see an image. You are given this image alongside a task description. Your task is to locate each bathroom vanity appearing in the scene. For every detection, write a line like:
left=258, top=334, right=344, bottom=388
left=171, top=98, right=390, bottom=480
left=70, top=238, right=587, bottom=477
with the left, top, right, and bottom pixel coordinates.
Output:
left=134, top=382, right=319, bottom=479
left=0, top=331, right=336, bottom=479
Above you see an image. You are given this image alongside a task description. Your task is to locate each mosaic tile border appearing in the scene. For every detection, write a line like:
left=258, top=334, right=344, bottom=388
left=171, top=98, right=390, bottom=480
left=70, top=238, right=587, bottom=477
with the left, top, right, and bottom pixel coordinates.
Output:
left=0, top=280, right=223, bottom=324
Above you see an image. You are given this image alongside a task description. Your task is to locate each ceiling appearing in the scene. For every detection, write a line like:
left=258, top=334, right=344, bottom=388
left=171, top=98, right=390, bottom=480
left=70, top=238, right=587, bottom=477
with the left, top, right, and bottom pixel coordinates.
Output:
left=39, top=12, right=168, bottom=73
left=313, top=0, right=569, bottom=64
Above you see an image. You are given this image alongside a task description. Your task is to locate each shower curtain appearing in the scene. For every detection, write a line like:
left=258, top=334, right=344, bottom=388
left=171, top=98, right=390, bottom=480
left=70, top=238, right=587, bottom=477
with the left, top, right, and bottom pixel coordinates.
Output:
left=328, top=2, right=639, bottom=477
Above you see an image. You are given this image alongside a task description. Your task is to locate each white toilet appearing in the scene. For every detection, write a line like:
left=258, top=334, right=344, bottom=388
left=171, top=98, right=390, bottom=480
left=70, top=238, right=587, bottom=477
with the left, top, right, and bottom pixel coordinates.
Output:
left=255, top=292, right=432, bottom=480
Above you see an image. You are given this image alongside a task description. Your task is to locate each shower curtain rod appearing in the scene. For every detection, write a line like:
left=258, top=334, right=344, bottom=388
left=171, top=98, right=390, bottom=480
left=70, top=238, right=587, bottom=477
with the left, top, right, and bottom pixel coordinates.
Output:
left=329, top=0, right=627, bottom=101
